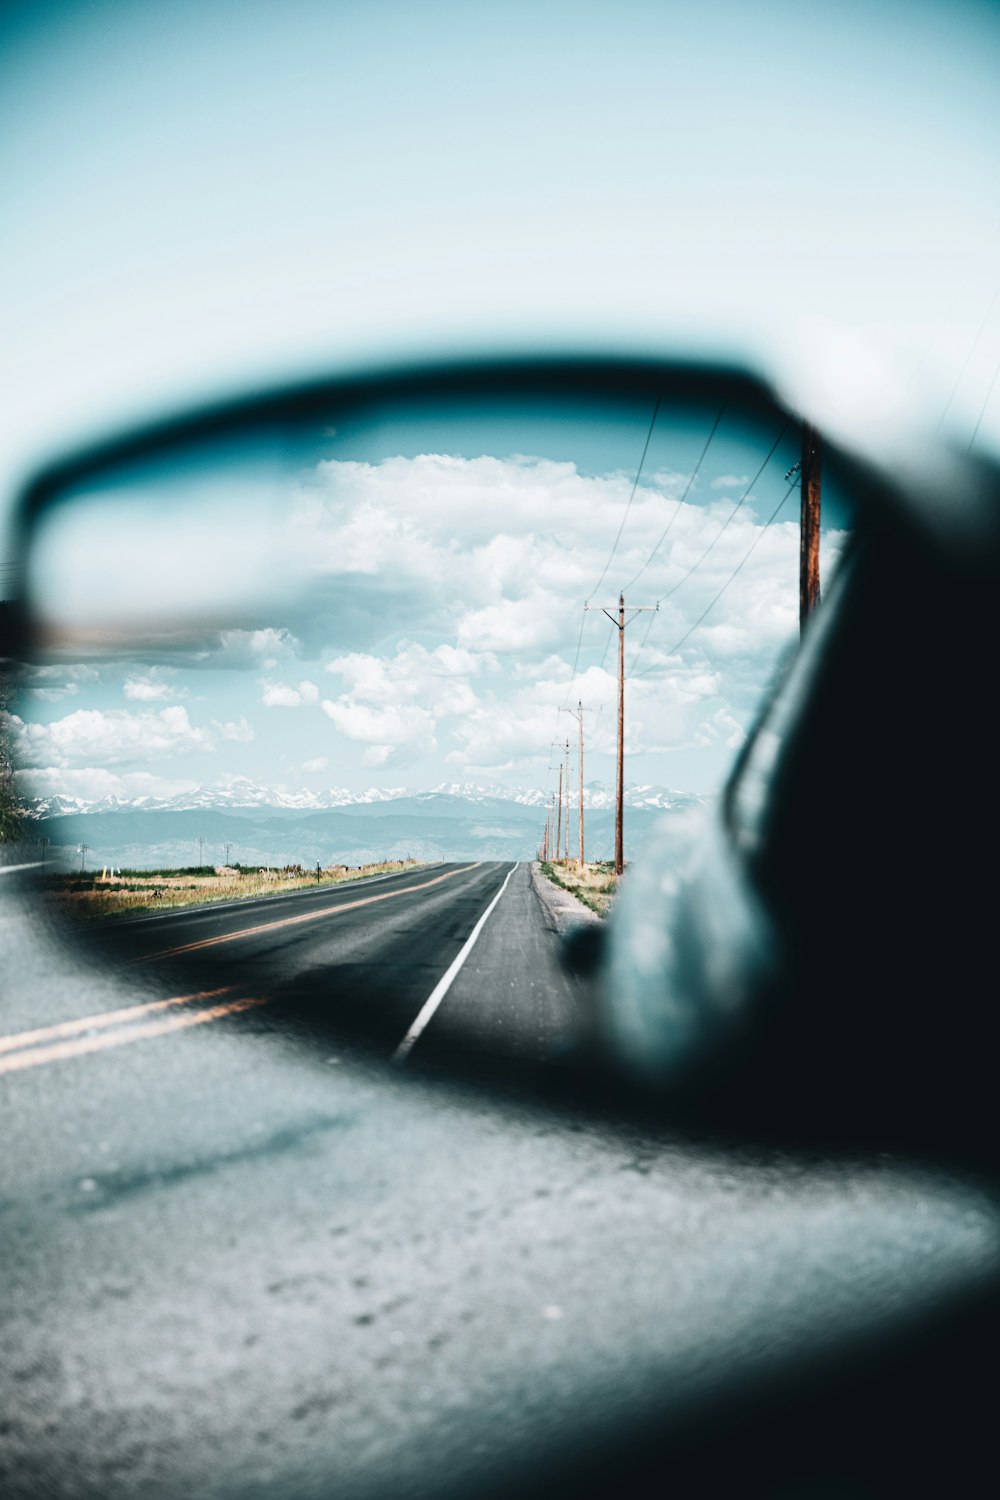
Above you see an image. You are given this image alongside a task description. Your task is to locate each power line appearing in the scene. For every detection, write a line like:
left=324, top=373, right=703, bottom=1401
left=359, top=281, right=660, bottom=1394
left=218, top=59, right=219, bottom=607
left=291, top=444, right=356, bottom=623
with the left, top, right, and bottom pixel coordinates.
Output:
left=631, top=476, right=799, bottom=676
left=558, top=392, right=663, bottom=714
left=559, top=606, right=589, bottom=711
left=588, top=394, right=662, bottom=602
left=655, top=424, right=789, bottom=607
left=619, top=403, right=725, bottom=593
left=626, top=422, right=790, bottom=675
left=563, top=399, right=728, bottom=708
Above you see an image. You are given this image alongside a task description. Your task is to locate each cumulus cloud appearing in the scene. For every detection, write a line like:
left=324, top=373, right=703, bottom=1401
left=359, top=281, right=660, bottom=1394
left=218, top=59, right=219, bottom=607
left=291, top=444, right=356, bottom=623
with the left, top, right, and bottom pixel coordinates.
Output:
left=212, top=716, right=255, bottom=742
left=13, top=435, right=849, bottom=799
left=203, top=627, right=302, bottom=671
left=259, top=679, right=319, bottom=708
left=123, top=670, right=188, bottom=702
left=457, top=594, right=559, bottom=654
left=279, top=451, right=811, bottom=670
left=9, top=705, right=213, bottom=769
left=325, top=642, right=487, bottom=720
left=320, top=698, right=436, bottom=751
left=18, top=665, right=100, bottom=702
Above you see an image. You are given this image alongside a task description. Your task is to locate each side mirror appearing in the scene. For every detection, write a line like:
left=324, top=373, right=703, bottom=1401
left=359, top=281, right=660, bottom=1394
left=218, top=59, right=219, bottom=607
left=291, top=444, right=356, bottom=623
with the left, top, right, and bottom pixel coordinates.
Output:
left=8, top=350, right=989, bottom=1153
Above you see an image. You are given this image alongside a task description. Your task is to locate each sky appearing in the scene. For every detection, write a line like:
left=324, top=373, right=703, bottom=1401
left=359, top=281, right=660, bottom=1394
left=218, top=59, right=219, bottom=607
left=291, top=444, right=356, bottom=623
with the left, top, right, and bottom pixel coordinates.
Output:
left=9, top=393, right=849, bottom=801
left=1, top=0, right=998, bottom=802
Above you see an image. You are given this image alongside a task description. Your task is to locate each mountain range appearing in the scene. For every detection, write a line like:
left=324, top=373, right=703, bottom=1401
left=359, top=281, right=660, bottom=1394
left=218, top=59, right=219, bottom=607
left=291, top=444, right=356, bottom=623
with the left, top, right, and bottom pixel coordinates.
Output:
left=26, top=777, right=710, bottom=869
left=25, top=775, right=692, bottom=818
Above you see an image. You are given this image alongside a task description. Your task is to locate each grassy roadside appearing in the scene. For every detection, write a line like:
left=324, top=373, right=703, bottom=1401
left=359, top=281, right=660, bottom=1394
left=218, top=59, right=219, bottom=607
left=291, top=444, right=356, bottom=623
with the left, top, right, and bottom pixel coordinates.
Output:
left=539, top=859, right=619, bottom=917
left=40, top=860, right=425, bottom=921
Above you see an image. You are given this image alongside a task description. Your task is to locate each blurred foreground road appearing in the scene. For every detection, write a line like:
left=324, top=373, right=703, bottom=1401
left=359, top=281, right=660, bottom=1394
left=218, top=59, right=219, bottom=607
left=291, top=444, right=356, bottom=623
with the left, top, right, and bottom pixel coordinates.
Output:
left=1, top=862, right=999, bottom=1498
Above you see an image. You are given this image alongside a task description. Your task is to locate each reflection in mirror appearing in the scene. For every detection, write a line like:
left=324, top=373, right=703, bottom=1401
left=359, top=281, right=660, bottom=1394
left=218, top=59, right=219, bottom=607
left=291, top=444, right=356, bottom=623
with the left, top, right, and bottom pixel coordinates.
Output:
left=9, top=376, right=852, bottom=1078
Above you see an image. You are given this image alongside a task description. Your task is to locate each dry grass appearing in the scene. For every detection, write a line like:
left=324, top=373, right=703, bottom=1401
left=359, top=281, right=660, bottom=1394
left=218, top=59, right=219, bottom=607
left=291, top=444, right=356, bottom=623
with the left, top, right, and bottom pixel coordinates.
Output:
left=540, top=859, right=619, bottom=916
left=42, top=860, right=424, bottom=921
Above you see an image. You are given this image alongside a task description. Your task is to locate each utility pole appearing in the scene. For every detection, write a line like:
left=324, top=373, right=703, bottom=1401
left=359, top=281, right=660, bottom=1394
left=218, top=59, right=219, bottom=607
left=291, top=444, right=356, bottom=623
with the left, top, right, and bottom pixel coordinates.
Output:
left=563, top=702, right=585, bottom=868
left=79, top=843, right=88, bottom=873
left=555, top=760, right=563, bottom=864
left=223, top=841, right=233, bottom=867
left=590, top=593, right=658, bottom=876
left=197, top=834, right=206, bottom=868
left=564, top=738, right=570, bottom=861
left=800, top=423, right=821, bottom=632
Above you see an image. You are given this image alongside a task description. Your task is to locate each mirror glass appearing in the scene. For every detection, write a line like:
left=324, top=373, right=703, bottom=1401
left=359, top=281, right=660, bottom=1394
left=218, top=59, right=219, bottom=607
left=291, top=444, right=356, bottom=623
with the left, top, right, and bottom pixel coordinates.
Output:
left=8, top=374, right=852, bottom=1076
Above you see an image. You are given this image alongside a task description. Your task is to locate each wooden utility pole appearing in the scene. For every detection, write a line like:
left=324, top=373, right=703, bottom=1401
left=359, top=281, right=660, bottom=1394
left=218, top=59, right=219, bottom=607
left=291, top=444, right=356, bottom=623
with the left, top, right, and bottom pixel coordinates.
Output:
left=800, top=423, right=821, bottom=632
left=592, top=593, right=658, bottom=876
left=563, top=739, right=570, bottom=861
left=555, top=762, right=563, bottom=863
left=563, top=701, right=585, bottom=868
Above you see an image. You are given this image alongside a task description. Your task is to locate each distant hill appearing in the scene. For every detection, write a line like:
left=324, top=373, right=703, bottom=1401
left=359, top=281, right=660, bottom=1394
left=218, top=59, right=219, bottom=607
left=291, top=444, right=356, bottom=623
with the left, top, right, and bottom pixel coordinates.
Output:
left=26, top=779, right=710, bottom=869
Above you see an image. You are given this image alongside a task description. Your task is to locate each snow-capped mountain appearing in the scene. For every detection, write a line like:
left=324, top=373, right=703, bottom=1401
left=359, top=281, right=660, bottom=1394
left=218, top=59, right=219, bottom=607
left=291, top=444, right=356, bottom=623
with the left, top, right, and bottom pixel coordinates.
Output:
left=22, top=775, right=710, bottom=870
left=24, top=775, right=700, bottom=818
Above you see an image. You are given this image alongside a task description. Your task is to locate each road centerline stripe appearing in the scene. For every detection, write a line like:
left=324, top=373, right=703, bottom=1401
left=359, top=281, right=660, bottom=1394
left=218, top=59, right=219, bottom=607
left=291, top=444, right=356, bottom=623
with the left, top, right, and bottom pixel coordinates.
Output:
left=0, top=988, right=234, bottom=1057
left=392, top=862, right=518, bottom=1064
left=0, top=996, right=268, bottom=1076
left=132, top=862, right=483, bottom=963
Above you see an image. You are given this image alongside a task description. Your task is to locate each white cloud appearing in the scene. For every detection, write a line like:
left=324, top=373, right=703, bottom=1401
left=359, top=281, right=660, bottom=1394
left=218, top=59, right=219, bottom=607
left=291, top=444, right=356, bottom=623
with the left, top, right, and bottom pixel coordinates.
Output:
left=325, top=642, right=487, bottom=721
left=212, top=716, right=255, bottom=742
left=692, top=705, right=747, bottom=750
left=123, top=670, right=188, bottom=702
left=259, top=678, right=319, bottom=708
left=20, top=665, right=100, bottom=702
left=8, top=705, right=214, bottom=768
left=320, top=697, right=435, bottom=750
left=213, top=627, right=302, bottom=670
left=124, top=678, right=170, bottom=701
left=711, top=473, right=750, bottom=489
left=457, top=593, right=558, bottom=654
left=288, top=453, right=807, bottom=681
left=11, top=444, right=834, bottom=799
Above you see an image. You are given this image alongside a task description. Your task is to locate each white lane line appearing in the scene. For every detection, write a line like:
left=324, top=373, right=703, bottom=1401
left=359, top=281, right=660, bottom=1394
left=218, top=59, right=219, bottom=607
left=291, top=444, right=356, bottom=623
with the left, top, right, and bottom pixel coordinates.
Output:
left=391, top=862, right=519, bottom=1064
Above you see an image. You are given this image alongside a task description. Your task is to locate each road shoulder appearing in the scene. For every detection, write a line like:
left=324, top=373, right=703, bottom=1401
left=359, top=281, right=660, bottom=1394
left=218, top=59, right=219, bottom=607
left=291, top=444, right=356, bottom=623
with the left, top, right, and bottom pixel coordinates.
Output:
left=529, top=860, right=602, bottom=936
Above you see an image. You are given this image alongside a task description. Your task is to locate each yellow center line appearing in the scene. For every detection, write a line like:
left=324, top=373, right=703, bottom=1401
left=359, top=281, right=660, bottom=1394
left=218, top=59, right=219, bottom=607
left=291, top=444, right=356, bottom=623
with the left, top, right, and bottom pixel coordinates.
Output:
left=0, top=995, right=269, bottom=1077
left=132, top=861, right=483, bottom=964
left=0, top=987, right=233, bottom=1057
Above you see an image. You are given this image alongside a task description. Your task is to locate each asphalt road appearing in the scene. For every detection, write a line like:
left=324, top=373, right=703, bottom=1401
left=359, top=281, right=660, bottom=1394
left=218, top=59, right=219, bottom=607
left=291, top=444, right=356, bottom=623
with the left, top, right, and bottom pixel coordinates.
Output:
left=2, top=860, right=1000, bottom=1498
left=61, top=860, right=583, bottom=1072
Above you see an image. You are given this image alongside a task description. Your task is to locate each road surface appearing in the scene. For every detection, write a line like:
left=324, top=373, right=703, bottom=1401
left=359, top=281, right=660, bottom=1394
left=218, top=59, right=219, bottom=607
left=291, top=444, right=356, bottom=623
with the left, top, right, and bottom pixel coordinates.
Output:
left=1, top=859, right=999, bottom=1498
left=56, top=860, right=582, bottom=1074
